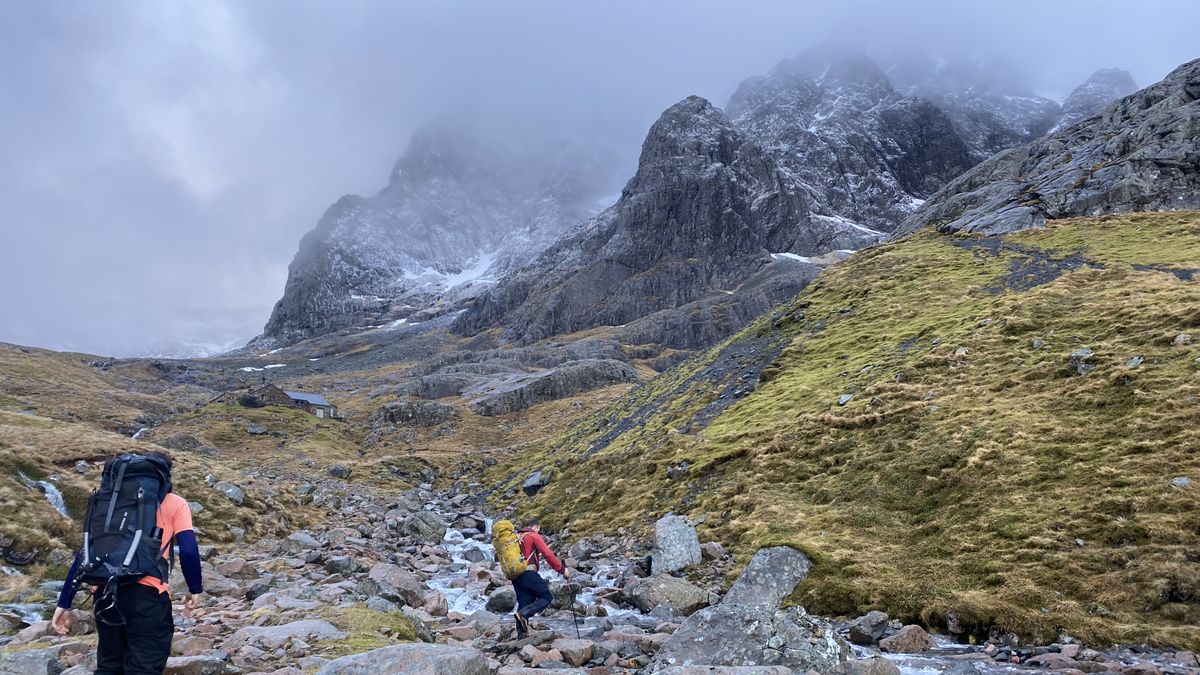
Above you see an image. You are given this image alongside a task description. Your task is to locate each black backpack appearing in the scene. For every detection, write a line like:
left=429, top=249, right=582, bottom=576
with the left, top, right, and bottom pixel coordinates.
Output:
left=77, top=454, right=173, bottom=587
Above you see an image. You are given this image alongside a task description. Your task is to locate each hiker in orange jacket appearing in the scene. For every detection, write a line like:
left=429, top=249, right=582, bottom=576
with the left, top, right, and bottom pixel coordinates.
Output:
left=513, top=518, right=567, bottom=638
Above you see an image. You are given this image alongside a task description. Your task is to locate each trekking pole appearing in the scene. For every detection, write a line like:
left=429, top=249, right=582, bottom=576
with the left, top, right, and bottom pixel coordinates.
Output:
left=571, top=586, right=581, bottom=640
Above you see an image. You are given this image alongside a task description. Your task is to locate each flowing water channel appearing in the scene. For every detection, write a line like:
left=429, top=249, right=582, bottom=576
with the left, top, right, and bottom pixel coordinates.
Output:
left=423, top=503, right=1055, bottom=674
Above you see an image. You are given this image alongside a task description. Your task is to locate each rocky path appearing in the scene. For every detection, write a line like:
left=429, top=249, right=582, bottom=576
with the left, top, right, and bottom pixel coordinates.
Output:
left=2, top=473, right=1197, bottom=675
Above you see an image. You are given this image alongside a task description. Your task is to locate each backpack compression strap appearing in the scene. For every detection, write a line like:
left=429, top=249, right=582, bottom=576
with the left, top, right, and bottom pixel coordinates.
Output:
left=120, top=487, right=146, bottom=571
left=102, top=460, right=130, bottom=532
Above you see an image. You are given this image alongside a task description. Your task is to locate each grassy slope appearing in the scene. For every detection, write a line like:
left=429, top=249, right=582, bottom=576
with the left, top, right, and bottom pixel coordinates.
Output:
left=495, top=211, right=1200, bottom=648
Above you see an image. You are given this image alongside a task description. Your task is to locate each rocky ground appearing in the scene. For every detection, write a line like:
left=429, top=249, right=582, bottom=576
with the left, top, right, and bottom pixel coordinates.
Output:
left=3, top=469, right=1197, bottom=675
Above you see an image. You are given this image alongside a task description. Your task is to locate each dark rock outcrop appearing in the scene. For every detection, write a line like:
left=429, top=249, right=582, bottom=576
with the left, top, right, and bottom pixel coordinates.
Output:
left=454, top=50, right=980, bottom=348
left=369, top=400, right=457, bottom=428
left=463, top=359, right=640, bottom=416
left=1054, top=68, right=1138, bottom=131
left=899, top=58, right=1200, bottom=236
left=883, top=50, right=1063, bottom=159
left=654, top=546, right=849, bottom=670
left=256, top=133, right=622, bottom=347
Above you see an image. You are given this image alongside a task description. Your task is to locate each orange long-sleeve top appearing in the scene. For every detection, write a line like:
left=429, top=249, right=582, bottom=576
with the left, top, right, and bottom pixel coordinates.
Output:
left=519, top=529, right=564, bottom=574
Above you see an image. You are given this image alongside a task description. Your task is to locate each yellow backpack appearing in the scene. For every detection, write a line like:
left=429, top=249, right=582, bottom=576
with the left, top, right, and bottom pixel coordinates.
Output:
left=492, top=519, right=528, bottom=580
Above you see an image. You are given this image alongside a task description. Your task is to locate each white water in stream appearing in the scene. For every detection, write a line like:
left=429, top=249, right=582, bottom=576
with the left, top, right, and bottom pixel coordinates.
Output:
left=16, top=471, right=71, bottom=518
left=421, top=506, right=1049, bottom=675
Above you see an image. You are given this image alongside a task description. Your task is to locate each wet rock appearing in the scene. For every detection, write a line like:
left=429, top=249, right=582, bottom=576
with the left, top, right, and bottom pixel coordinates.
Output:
left=401, top=511, right=447, bottom=545
left=225, top=620, right=346, bottom=651
left=1027, top=653, right=1082, bottom=669
left=73, top=460, right=90, bottom=474
left=838, top=394, right=853, bottom=406
left=879, top=624, right=933, bottom=653
left=1170, top=476, right=1191, bottom=489
left=328, top=465, right=351, bottom=479
left=623, top=575, right=710, bottom=616
left=211, top=481, right=245, bottom=505
left=833, top=656, right=903, bottom=675
left=848, top=610, right=889, bottom=645
left=487, top=586, right=516, bottom=613
left=315, top=643, right=488, bottom=674
left=651, top=514, right=701, bottom=574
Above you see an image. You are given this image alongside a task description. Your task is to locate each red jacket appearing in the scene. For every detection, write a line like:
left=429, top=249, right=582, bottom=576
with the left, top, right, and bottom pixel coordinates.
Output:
left=519, top=529, right=564, bottom=574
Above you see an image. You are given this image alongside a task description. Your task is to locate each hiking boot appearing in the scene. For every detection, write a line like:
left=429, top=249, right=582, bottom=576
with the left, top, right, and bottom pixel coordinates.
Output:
left=513, top=612, right=530, bottom=639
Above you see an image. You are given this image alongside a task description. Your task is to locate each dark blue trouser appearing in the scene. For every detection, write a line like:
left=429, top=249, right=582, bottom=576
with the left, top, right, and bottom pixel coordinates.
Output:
left=512, top=569, right=552, bottom=619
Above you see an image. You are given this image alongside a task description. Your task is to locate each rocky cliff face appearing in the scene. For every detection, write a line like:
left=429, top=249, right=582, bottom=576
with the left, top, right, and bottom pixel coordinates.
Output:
left=899, top=58, right=1200, bottom=235
left=454, top=51, right=980, bottom=347
left=883, top=51, right=1064, bottom=160
left=254, top=131, right=622, bottom=348
left=728, top=49, right=977, bottom=231
left=1054, top=68, right=1138, bottom=131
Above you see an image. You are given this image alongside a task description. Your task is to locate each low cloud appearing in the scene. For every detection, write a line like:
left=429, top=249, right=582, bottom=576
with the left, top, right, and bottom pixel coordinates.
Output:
left=1, top=0, right=1195, bottom=356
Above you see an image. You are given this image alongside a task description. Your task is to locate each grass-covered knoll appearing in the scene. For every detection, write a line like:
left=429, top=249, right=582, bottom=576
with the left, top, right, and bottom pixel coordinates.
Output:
left=495, top=211, right=1200, bottom=648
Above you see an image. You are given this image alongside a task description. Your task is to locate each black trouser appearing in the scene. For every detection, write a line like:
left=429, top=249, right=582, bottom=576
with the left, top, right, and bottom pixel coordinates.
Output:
left=513, top=569, right=553, bottom=619
left=94, top=583, right=174, bottom=675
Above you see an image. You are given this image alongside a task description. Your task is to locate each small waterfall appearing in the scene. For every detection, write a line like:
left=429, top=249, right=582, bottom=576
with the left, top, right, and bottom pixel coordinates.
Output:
left=17, top=471, right=71, bottom=518
left=132, top=427, right=149, bottom=440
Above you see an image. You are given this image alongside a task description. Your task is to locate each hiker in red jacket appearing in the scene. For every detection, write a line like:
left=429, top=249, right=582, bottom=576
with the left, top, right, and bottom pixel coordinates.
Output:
left=513, top=518, right=568, bottom=638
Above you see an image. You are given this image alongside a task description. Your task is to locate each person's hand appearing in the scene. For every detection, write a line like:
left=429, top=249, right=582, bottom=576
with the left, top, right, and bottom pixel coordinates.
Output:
left=183, top=593, right=200, bottom=611
left=51, top=607, right=72, bottom=636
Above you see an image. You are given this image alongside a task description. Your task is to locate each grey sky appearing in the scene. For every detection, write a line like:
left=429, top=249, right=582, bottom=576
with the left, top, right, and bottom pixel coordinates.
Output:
left=1, top=0, right=1195, bottom=357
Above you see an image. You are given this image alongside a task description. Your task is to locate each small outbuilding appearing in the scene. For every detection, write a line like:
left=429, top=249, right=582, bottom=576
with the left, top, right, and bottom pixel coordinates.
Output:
left=211, top=384, right=338, bottom=418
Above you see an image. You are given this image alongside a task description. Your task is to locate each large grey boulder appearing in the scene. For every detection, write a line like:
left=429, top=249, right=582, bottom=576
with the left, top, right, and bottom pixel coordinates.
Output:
left=654, top=604, right=847, bottom=671
left=721, top=546, right=811, bottom=608
left=899, top=58, right=1200, bottom=236
left=211, top=480, right=245, bottom=505
left=848, top=610, right=889, bottom=645
left=623, top=575, right=711, bottom=616
left=316, top=643, right=488, bottom=674
left=367, top=562, right=427, bottom=607
left=401, top=510, right=447, bottom=545
left=224, top=620, right=346, bottom=651
left=655, top=546, right=849, bottom=671
left=651, top=514, right=701, bottom=574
